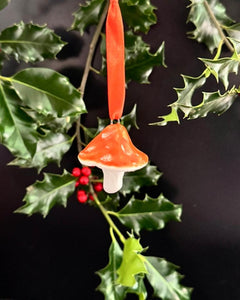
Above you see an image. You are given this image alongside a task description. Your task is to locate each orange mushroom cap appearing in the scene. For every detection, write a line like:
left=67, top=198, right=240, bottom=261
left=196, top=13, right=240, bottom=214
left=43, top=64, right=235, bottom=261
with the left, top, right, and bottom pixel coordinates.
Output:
left=78, top=123, right=148, bottom=193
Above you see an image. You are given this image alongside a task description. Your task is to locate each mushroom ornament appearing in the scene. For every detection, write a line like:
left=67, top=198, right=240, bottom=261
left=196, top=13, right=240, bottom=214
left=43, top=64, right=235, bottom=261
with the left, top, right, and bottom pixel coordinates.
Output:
left=78, top=0, right=149, bottom=193
left=78, top=123, right=148, bottom=193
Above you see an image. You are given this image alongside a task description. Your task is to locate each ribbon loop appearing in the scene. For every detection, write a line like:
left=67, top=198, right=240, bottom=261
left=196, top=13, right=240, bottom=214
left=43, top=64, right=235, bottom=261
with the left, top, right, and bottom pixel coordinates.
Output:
left=106, top=0, right=125, bottom=120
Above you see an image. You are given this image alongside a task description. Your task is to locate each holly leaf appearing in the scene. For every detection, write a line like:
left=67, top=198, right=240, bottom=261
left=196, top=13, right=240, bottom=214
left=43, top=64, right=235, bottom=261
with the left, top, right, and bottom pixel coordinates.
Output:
left=188, top=89, right=238, bottom=119
left=22, top=108, right=76, bottom=133
left=101, top=31, right=165, bottom=83
left=0, top=81, right=38, bottom=159
left=120, top=0, right=157, bottom=33
left=113, top=194, right=182, bottom=235
left=187, top=0, right=234, bottom=53
left=200, top=52, right=240, bottom=89
left=152, top=82, right=238, bottom=125
left=100, top=193, right=121, bottom=211
left=225, top=23, right=240, bottom=41
left=11, top=68, right=86, bottom=117
left=15, top=170, right=76, bottom=217
left=70, top=0, right=106, bottom=35
left=149, top=107, right=180, bottom=126
left=8, top=132, right=73, bottom=172
left=121, top=164, right=162, bottom=196
left=145, top=256, right=192, bottom=300
left=97, top=239, right=147, bottom=300
left=120, top=104, right=139, bottom=131
left=0, top=0, right=10, bottom=11
left=152, top=74, right=207, bottom=126
left=98, top=104, right=139, bottom=133
left=96, top=239, right=127, bottom=300
left=173, top=74, right=207, bottom=117
left=117, top=237, right=147, bottom=287
left=127, top=275, right=147, bottom=300
left=124, top=31, right=165, bottom=83
left=0, top=22, right=66, bottom=63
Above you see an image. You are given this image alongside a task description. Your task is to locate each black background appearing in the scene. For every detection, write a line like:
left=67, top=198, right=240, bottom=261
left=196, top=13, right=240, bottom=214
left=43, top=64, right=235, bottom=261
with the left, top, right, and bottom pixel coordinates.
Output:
left=1, top=0, right=240, bottom=299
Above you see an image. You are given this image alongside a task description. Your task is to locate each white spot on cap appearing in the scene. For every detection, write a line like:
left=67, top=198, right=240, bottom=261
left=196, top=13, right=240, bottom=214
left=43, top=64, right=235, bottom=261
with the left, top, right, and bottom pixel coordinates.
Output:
left=85, top=145, right=96, bottom=152
left=101, top=154, right=112, bottom=162
left=102, top=132, right=111, bottom=139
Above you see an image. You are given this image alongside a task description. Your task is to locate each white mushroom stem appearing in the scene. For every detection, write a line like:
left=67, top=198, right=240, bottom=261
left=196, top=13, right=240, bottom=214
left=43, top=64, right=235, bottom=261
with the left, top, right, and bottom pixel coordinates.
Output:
left=102, top=168, right=125, bottom=194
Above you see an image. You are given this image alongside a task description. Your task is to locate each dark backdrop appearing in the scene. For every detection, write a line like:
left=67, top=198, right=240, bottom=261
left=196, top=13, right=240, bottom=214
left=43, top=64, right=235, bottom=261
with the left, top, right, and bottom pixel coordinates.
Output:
left=1, top=0, right=240, bottom=299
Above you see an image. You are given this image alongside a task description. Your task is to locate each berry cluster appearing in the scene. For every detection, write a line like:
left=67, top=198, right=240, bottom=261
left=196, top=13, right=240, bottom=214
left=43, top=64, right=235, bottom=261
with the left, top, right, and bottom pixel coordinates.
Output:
left=71, top=167, right=103, bottom=203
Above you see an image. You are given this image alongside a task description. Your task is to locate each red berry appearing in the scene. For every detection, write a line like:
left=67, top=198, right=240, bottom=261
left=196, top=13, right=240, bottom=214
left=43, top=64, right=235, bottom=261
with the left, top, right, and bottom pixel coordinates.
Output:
left=94, top=182, right=103, bottom=192
left=81, top=166, right=91, bottom=177
left=75, top=181, right=80, bottom=187
left=77, top=190, right=85, bottom=195
left=89, top=194, right=94, bottom=201
left=77, top=190, right=88, bottom=203
left=72, top=167, right=81, bottom=177
left=78, top=176, right=89, bottom=185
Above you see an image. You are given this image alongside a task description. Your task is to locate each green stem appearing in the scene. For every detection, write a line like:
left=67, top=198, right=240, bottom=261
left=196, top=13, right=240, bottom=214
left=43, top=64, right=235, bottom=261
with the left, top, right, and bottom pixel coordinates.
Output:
left=203, top=0, right=234, bottom=53
left=90, top=66, right=101, bottom=75
left=90, top=185, right=126, bottom=244
left=0, top=75, right=11, bottom=82
left=75, top=2, right=109, bottom=153
left=91, top=178, right=103, bottom=183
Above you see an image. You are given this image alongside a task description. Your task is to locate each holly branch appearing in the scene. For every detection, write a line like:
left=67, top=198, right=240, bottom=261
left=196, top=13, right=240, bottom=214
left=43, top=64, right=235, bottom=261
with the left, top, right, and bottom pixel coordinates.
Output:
left=0, top=0, right=189, bottom=299
left=152, top=0, right=240, bottom=126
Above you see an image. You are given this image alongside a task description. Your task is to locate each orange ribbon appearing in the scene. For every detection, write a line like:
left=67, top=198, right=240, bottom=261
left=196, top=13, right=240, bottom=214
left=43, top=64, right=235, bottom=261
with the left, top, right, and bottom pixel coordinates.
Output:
left=106, top=0, right=125, bottom=120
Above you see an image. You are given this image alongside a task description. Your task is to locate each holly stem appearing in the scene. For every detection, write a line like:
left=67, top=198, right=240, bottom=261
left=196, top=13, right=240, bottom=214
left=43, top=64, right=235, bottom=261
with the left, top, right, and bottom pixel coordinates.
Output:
left=203, top=0, right=234, bottom=53
left=0, top=75, right=11, bottom=82
left=75, top=2, right=109, bottom=153
left=90, top=185, right=126, bottom=244
left=91, top=180, right=103, bottom=184
left=78, top=2, right=109, bottom=94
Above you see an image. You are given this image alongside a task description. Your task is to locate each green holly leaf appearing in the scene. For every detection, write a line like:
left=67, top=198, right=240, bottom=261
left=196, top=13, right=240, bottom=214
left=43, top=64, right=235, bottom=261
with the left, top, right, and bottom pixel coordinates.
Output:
left=100, top=193, right=121, bottom=211
left=96, top=239, right=127, bottom=300
left=173, top=74, right=207, bottom=117
left=98, top=104, right=139, bottom=133
left=152, top=74, right=206, bottom=126
left=0, top=81, right=38, bottom=159
left=101, top=31, right=165, bottom=83
left=0, top=22, right=66, bottom=63
left=152, top=80, right=238, bottom=125
left=22, top=108, right=76, bottom=133
left=10, top=68, right=86, bottom=118
left=8, top=132, right=74, bottom=172
left=120, top=0, right=157, bottom=33
left=149, top=107, right=180, bottom=126
left=145, top=256, right=192, bottom=300
left=0, top=0, right=10, bottom=11
left=187, top=0, right=234, bottom=53
left=120, top=103, right=139, bottom=131
left=188, top=89, right=238, bottom=120
left=70, top=0, right=106, bottom=35
left=112, top=194, right=182, bottom=235
left=117, top=237, right=147, bottom=287
left=121, top=164, right=162, bottom=196
left=225, top=23, right=240, bottom=41
left=15, top=170, right=76, bottom=217
left=124, top=31, right=165, bottom=83
left=97, top=239, right=147, bottom=300
left=200, top=53, right=240, bottom=89
left=127, top=275, right=147, bottom=300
